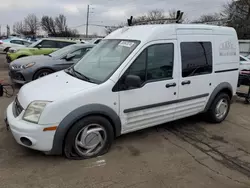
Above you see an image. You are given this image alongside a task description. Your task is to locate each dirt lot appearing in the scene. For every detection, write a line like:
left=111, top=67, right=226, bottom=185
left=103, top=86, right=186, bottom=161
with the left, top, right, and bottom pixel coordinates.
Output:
left=1, top=55, right=250, bottom=188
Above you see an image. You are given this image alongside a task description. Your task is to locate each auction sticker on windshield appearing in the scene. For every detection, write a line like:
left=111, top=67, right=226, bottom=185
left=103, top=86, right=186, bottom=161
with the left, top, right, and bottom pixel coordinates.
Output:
left=118, top=41, right=135, bottom=48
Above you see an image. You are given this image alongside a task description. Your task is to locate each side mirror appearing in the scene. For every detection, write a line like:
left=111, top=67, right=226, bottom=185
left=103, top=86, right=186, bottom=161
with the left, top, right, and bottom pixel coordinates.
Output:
left=124, top=75, right=141, bottom=89
left=65, top=53, right=76, bottom=61
left=37, top=44, right=42, bottom=49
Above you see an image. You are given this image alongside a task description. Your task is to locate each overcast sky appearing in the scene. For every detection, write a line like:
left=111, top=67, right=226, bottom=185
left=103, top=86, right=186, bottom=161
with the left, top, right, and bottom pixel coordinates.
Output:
left=0, top=0, right=229, bottom=36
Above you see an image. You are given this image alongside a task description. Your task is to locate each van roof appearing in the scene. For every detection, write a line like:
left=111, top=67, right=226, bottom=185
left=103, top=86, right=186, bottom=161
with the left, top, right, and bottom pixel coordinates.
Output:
left=106, top=24, right=236, bottom=42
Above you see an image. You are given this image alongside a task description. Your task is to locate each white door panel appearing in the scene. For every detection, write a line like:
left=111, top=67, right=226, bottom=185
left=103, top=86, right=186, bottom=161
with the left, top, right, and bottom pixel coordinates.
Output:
left=118, top=40, right=179, bottom=134
left=120, top=80, right=178, bottom=133
left=174, top=95, right=208, bottom=120
left=176, top=35, right=214, bottom=119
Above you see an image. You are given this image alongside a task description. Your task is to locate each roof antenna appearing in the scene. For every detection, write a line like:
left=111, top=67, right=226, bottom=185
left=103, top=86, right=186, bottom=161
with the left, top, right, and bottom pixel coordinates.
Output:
left=127, top=16, right=133, bottom=26
left=176, top=10, right=184, bottom=23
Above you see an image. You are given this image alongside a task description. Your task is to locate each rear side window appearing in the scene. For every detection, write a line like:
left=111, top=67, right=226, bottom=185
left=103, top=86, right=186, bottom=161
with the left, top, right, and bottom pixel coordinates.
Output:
left=23, top=41, right=31, bottom=46
left=38, top=40, right=57, bottom=48
left=57, top=41, right=75, bottom=48
left=240, top=56, right=246, bottom=61
left=181, top=42, right=212, bottom=77
left=10, top=40, right=23, bottom=45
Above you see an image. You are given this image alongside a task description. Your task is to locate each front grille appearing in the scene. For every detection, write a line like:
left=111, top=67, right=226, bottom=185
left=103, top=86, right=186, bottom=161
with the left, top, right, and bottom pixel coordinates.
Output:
left=13, top=97, right=24, bottom=117
left=9, top=71, right=25, bottom=81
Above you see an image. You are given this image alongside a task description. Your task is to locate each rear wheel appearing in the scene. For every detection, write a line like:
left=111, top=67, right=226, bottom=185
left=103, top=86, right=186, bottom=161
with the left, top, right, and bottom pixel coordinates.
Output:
left=64, top=116, right=114, bottom=160
left=33, top=69, right=54, bottom=80
left=206, top=93, right=231, bottom=123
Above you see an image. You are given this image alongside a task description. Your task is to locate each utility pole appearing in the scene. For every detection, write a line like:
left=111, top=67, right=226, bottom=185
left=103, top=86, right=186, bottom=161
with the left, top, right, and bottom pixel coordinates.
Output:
left=86, top=4, right=89, bottom=38
left=6, top=25, right=10, bottom=38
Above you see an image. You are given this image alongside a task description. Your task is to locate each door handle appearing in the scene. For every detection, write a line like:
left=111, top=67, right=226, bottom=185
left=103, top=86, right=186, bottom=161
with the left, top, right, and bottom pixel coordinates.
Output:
left=165, top=83, right=176, bottom=88
left=181, top=80, right=191, bottom=85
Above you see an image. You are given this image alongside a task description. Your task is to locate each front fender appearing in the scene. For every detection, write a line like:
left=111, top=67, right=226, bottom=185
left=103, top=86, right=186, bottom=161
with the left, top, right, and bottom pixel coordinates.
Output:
left=49, top=104, right=122, bottom=155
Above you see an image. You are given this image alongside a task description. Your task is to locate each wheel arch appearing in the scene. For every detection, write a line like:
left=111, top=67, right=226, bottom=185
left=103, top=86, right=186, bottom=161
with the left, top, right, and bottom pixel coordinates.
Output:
left=32, top=67, right=55, bottom=80
left=49, top=104, right=121, bottom=155
left=17, top=54, right=28, bottom=59
left=204, top=82, right=233, bottom=112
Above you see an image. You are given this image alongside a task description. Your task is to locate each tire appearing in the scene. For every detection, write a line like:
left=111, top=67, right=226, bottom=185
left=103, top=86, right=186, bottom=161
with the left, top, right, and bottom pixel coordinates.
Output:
left=33, top=69, right=54, bottom=80
left=206, top=93, right=231, bottom=123
left=64, top=116, right=114, bottom=160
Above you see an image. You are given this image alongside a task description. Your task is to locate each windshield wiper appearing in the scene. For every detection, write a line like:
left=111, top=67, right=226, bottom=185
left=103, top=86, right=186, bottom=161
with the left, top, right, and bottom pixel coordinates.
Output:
left=45, top=54, right=52, bottom=57
left=66, top=67, right=96, bottom=83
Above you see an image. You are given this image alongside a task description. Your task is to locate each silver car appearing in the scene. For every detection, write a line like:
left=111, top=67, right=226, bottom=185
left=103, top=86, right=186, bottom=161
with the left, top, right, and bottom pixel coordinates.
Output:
left=9, top=43, right=94, bottom=84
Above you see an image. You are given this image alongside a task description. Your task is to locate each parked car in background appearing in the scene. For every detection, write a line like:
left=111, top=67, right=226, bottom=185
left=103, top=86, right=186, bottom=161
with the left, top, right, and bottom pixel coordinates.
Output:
left=240, top=55, right=250, bottom=71
left=9, top=43, right=94, bottom=84
left=0, top=38, right=31, bottom=53
left=6, top=38, right=77, bottom=63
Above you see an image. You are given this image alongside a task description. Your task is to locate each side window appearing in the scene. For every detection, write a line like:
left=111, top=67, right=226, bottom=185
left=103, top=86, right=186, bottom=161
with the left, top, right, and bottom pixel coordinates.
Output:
left=181, top=42, right=212, bottom=77
left=70, top=48, right=90, bottom=59
left=94, top=39, right=102, bottom=44
left=10, top=40, right=23, bottom=45
left=57, top=41, right=75, bottom=48
left=240, top=56, right=246, bottom=61
left=126, top=50, right=147, bottom=83
left=147, top=44, right=174, bottom=80
left=23, top=41, right=31, bottom=46
left=117, top=43, right=174, bottom=91
left=38, top=40, right=57, bottom=48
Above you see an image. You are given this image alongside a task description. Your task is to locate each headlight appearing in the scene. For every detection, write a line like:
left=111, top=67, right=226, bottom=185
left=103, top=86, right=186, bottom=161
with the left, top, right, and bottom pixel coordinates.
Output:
left=23, top=101, right=51, bottom=123
left=22, top=62, right=35, bottom=69
left=9, top=49, right=18, bottom=53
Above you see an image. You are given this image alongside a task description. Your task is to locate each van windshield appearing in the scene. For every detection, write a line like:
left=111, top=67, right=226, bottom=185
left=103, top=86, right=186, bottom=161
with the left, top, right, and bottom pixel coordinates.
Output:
left=73, top=39, right=140, bottom=83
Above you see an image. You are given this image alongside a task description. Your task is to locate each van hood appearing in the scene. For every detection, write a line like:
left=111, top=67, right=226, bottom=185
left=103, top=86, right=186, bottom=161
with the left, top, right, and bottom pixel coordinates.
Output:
left=17, top=71, right=96, bottom=109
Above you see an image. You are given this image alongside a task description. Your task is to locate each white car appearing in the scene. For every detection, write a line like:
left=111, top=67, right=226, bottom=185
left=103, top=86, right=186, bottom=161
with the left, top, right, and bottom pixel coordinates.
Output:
left=5, top=24, right=239, bottom=159
left=240, top=55, right=250, bottom=71
left=0, top=38, right=31, bottom=53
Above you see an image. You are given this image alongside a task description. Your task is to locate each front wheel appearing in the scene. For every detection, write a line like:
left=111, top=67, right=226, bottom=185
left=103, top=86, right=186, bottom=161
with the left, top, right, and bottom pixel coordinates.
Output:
left=206, top=93, right=231, bottom=123
left=64, top=116, right=114, bottom=160
left=33, top=69, right=54, bottom=80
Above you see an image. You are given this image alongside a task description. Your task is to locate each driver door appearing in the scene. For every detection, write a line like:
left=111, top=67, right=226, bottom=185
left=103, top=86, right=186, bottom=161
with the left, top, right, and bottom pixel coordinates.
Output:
left=117, top=40, right=179, bottom=134
left=33, top=40, right=57, bottom=55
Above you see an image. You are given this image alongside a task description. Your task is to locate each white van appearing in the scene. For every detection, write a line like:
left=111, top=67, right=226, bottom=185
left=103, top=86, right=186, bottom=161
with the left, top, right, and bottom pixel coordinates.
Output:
left=5, top=24, right=239, bottom=159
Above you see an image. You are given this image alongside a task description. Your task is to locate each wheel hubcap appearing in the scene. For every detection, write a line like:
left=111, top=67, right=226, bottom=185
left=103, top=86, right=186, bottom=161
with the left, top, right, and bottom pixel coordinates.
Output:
left=38, top=72, right=49, bottom=78
left=75, top=124, right=107, bottom=157
left=215, top=98, right=228, bottom=119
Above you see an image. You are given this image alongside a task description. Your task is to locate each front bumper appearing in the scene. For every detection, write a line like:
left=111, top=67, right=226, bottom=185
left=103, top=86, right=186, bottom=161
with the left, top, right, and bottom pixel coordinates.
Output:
left=9, top=69, right=33, bottom=84
left=6, top=102, right=56, bottom=152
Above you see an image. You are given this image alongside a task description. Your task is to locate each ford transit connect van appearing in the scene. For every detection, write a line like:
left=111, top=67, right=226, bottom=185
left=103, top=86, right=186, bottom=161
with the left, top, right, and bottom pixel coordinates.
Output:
left=5, top=24, right=239, bottom=159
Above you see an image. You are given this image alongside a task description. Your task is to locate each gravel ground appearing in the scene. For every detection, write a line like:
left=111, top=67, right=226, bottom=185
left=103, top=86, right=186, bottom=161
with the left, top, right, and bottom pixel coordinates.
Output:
left=1, top=54, right=250, bottom=188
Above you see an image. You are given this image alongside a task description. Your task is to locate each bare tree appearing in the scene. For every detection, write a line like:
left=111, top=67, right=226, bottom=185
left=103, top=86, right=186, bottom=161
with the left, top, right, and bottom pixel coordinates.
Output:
left=41, top=14, right=79, bottom=37
left=193, top=13, right=221, bottom=24
left=105, top=9, right=186, bottom=35
left=41, top=16, right=57, bottom=35
left=222, top=0, right=250, bottom=39
left=55, top=14, right=67, bottom=33
left=13, top=21, right=25, bottom=34
left=24, top=14, right=39, bottom=35
left=105, top=24, right=124, bottom=35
